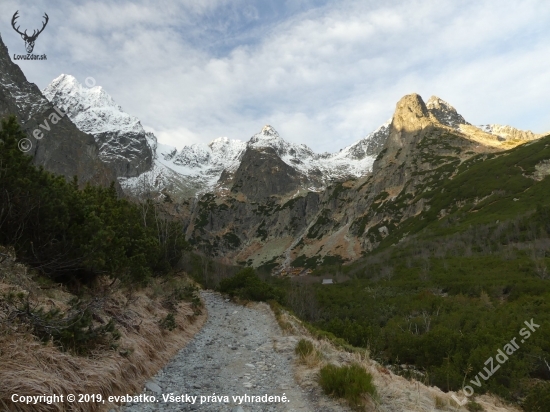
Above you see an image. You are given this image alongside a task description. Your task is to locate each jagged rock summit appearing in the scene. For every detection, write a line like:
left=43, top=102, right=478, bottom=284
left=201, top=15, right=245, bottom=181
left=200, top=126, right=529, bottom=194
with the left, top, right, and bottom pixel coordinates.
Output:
left=426, top=95, right=469, bottom=129
left=43, top=75, right=144, bottom=136
left=43, top=74, right=153, bottom=178
left=388, top=93, right=543, bottom=150
left=479, top=124, right=544, bottom=142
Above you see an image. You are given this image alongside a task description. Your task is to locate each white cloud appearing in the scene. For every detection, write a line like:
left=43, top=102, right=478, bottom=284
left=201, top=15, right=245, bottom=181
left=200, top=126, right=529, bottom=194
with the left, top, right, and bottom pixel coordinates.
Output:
left=2, top=0, right=550, bottom=152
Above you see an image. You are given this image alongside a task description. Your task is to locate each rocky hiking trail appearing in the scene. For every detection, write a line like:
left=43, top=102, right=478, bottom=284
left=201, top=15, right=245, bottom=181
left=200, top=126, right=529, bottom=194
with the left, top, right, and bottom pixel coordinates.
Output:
left=122, top=291, right=348, bottom=412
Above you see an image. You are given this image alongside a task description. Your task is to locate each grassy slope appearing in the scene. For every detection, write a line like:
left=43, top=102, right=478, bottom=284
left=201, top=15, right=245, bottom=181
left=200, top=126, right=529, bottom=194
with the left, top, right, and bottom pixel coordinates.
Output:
left=387, top=135, right=550, bottom=242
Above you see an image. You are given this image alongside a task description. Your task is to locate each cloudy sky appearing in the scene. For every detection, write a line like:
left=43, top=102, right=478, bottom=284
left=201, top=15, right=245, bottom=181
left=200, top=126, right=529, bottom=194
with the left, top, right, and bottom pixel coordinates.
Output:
left=1, top=0, right=550, bottom=152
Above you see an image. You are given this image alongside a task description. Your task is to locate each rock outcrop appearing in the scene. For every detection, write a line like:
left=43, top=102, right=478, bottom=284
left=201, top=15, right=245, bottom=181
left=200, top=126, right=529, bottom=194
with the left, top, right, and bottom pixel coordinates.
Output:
left=426, top=95, right=469, bottom=129
left=478, top=123, right=544, bottom=142
left=29, top=64, right=550, bottom=268
left=42, top=73, right=391, bottom=197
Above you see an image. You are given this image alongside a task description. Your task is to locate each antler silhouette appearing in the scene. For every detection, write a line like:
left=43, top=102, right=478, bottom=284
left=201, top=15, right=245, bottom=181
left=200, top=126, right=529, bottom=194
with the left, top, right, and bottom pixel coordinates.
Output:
left=11, top=11, right=49, bottom=53
left=11, top=11, right=49, bottom=41
left=11, top=11, right=26, bottom=37
left=31, top=13, right=49, bottom=40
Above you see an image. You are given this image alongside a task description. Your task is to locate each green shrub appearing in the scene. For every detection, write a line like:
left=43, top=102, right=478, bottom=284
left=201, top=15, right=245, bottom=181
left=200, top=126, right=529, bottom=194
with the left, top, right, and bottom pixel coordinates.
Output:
left=523, top=382, right=550, bottom=412
left=319, top=363, right=376, bottom=409
left=164, top=284, right=202, bottom=312
left=0, top=116, right=188, bottom=285
left=160, top=313, right=177, bottom=331
left=8, top=294, right=120, bottom=354
left=466, top=400, right=485, bottom=412
left=218, top=268, right=281, bottom=302
left=295, top=339, right=314, bottom=359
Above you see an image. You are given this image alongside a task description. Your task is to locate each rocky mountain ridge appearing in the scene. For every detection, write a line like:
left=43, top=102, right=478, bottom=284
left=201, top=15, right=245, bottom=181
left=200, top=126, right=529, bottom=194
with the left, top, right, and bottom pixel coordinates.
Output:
left=42, top=76, right=393, bottom=198
left=187, top=92, right=546, bottom=269
left=42, top=73, right=542, bottom=201
left=0, top=35, right=117, bottom=187
left=39, top=70, right=547, bottom=268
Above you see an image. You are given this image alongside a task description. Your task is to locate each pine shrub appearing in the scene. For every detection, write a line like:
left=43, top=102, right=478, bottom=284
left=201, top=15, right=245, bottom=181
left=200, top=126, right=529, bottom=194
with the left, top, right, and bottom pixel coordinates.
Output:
left=319, top=363, right=376, bottom=409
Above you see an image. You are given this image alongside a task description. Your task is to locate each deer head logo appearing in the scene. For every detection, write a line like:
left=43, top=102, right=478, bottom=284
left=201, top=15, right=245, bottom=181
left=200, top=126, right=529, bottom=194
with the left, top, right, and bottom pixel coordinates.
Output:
left=11, top=11, right=49, bottom=54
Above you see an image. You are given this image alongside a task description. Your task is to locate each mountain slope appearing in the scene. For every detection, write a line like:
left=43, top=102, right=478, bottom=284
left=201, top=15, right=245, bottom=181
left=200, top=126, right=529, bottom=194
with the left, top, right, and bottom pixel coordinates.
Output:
left=39, top=71, right=548, bottom=269
left=0, top=35, right=117, bottom=187
left=188, top=93, right=547, bottom=269
left=43, top=74, right=153, bottom=178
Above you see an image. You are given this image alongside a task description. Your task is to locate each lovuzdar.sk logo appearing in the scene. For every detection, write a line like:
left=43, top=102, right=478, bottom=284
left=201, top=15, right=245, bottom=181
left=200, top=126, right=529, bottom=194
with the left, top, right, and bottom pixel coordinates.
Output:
left=11, top=10, right=48, bottom=61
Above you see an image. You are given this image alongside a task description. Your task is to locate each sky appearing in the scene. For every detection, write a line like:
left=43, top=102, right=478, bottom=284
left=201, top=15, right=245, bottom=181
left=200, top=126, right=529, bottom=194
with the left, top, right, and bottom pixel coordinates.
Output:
left=1, top=0, right=550, bottom=153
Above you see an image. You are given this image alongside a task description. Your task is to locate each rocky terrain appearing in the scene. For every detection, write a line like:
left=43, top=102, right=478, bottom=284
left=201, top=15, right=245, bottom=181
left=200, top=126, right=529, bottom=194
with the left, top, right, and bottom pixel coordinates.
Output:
left=118, top=291, right=521, bottom=412
left=0, top=35, right=117, bottom=187
left=42, top=79, right=389, bottom=198
left=122, top=292, right=348, bottom=412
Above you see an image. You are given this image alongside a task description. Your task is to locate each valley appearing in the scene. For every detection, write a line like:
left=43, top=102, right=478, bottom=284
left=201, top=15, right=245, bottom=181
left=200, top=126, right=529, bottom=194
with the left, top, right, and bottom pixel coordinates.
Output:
left=1, top=22, right=549, bottom=412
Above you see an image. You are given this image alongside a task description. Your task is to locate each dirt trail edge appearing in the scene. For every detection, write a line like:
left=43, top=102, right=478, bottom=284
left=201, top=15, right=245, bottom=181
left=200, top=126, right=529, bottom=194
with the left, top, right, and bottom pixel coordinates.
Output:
left=122, top=291, right=347, bottom=412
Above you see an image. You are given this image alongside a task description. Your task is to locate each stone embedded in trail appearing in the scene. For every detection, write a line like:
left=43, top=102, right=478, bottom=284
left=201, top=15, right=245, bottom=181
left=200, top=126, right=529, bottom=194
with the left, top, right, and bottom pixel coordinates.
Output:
left=144, top=381, right=161, bottom=394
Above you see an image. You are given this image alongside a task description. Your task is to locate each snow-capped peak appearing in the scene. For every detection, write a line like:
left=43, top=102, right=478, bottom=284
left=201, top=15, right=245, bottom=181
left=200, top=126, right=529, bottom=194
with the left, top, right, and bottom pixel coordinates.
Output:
left=337, top=121, right=391, bottom=161
left=249, top=125, right=286, bottom=150
left=43, top=74, right=144, bottom=136
left=248, top=125, right=316, bottom=159
left=43, top=73, right=392, bottom=197
left=261, top=124, right=279, bottom=137
left=478, top=124, right=542, bottom=141
left=208, top=137, right=247, bottom=162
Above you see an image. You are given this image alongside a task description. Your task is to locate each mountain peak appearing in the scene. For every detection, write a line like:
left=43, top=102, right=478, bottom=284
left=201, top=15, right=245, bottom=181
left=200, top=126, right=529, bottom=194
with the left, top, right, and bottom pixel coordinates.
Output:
left=43, top=74, right=153, bottom=178
left=391, top=93, right=432, bottom=133
left=426, top=95, right=469, bottom=129
left=51, top=73, right=78, bottom=86
left=248, top=125, right=285, bottom=150
left=426, top=95, right=450, bottom=109
left=260, top=125, right=279, bottom=137
left=43, top=75, right=142, bottom=135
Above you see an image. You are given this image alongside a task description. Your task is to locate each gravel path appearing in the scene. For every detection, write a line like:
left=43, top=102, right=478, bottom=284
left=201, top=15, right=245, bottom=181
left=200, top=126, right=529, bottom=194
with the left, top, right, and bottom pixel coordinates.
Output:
left=121, top=291, right=331, bottom=412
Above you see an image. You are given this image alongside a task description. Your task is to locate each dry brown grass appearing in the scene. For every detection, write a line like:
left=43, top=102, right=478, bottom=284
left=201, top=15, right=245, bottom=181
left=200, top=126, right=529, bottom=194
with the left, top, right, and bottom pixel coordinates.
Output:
left=0, top=249, right=206, bottom=412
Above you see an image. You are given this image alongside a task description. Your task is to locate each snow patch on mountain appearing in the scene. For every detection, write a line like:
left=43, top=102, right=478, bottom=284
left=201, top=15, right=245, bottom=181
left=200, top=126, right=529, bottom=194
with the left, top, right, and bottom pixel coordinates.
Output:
left=477, top=124, right=541, bottom=141
left=120, top=136, right=247, bottom=197
left=120, top=123, right=385, bottom=197
left=245, top=124, right=386, bottom=187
